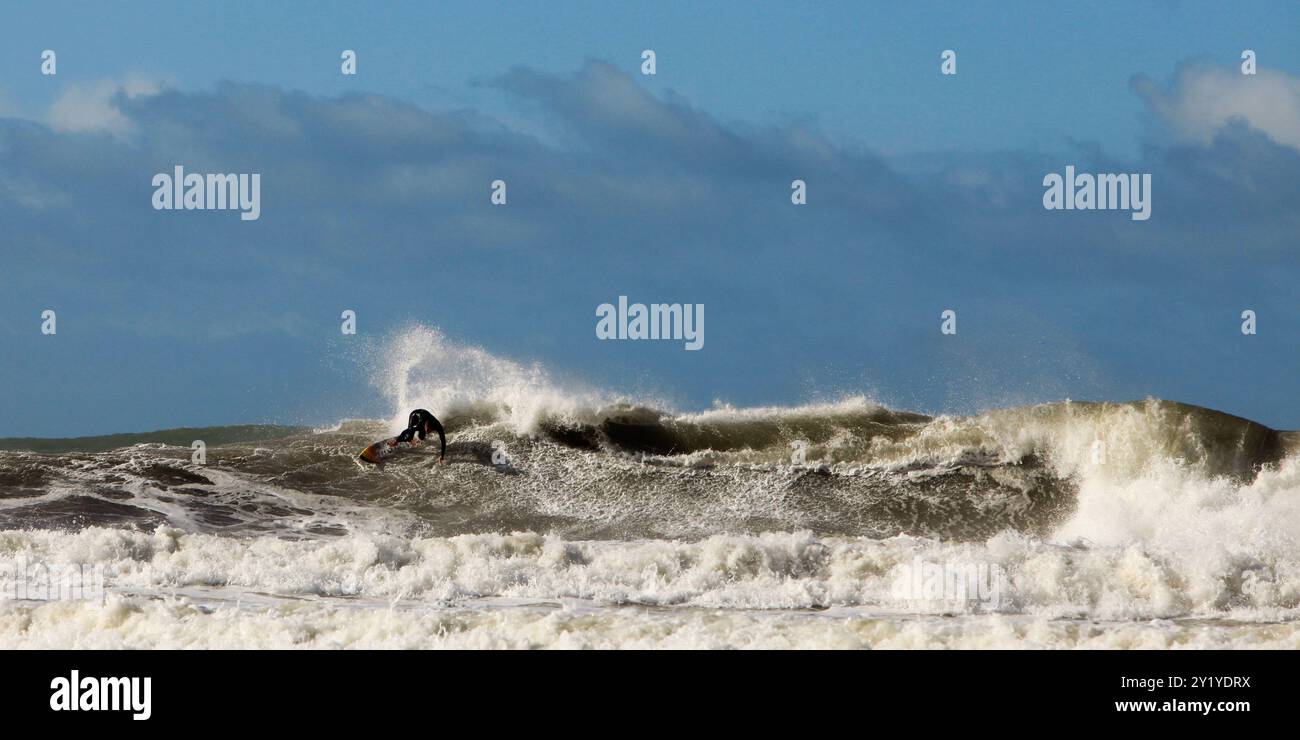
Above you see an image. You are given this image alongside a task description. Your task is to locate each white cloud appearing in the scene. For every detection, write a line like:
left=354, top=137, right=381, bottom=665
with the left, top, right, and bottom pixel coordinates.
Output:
left=1133, top=64, right=1300, bottom=151
left=46, top=76, right=164, bottom=136
left=0, top=178, right=69, bottom=211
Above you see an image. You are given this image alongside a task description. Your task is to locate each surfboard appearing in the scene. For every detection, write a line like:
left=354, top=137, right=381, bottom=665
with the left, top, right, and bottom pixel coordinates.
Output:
left=358, top=436, right=422, bottom=464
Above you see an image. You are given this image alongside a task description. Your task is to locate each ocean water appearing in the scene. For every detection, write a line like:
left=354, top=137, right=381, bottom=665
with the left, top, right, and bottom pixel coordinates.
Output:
left=2, top=326, right=1298, bottom=649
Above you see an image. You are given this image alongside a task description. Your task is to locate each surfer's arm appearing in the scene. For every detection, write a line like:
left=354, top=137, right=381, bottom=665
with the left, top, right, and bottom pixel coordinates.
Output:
left=395, top=426, right=419, bottom=444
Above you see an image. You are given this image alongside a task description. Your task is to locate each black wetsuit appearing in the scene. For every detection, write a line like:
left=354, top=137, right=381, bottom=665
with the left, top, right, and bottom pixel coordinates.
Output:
left=395, top=409, right=446, bottom=459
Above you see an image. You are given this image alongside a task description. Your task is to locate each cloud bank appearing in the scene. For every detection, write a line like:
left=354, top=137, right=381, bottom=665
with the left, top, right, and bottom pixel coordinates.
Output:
left=2, top=61, right=1297, bottom=434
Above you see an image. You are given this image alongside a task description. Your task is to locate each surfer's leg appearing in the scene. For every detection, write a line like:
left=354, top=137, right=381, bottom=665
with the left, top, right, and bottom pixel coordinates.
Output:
left=428, top=416, right=446, bottom=460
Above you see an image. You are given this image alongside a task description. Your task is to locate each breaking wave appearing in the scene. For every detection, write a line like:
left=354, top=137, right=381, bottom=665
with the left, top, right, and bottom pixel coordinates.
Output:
left=2, top=325, right=1298, bottom=647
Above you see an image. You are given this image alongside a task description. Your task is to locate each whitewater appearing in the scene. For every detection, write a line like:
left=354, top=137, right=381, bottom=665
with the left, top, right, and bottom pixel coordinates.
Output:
left=1, top=326, right=1298, bottom=648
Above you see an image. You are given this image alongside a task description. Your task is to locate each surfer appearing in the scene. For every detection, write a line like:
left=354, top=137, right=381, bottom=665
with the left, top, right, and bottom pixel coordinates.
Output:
left=396, top=409, right=446, bottom=463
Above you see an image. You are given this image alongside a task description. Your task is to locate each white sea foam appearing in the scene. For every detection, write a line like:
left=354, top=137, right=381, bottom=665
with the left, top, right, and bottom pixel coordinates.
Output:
left=1, top=512, right=1297, bottom=648
left=6, top=597, right=1299, bottom=649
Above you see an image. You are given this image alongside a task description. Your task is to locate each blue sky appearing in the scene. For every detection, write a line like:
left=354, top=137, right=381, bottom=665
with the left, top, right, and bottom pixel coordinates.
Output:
left=3, top=1, right=1299, bottom=436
